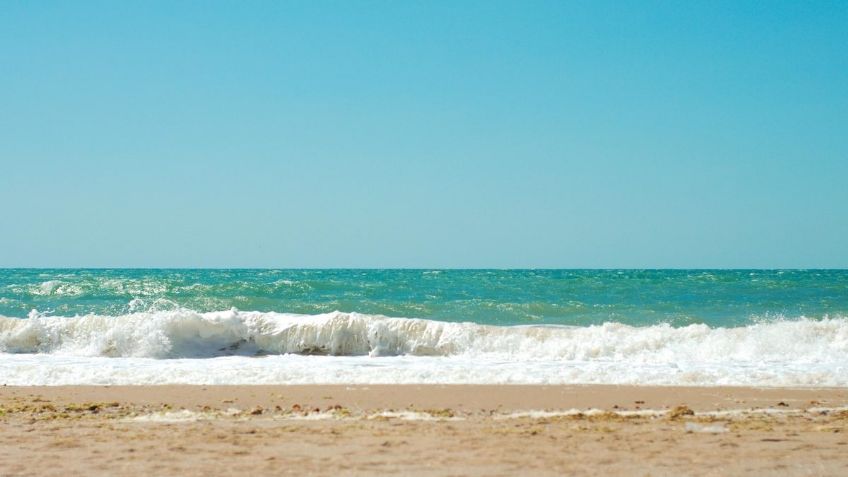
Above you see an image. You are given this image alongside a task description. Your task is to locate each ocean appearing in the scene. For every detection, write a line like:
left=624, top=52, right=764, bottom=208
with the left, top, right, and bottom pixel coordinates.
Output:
left=1, top=269, right=846, bottom=386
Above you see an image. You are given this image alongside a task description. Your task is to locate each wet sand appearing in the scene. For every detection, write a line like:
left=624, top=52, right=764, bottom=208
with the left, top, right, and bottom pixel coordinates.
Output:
left=1, top=385, right=847, bottom=476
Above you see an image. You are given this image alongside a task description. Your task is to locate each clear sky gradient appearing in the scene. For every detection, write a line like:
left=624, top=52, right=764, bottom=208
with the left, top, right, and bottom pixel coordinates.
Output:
left=1, top=1, right=846, bottom=268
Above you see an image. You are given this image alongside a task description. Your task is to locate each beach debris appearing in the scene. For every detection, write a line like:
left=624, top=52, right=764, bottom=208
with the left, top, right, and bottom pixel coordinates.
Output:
left=249, top=406, right=263, bottom=415
left=291, top=404, right=302, bottom=412
left=61, top=402, right=118, bottom=414
left=668, top=405, right=695, bottom=419
left=330, top=405, right=352, bottom=418
left=423, top=408, right=455, bottom=418
left=777, top=402, right=789, bottom=407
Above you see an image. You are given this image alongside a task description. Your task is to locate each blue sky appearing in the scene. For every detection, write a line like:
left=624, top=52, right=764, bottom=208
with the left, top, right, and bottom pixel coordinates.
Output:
left=1, top=1, right=846, bottom=268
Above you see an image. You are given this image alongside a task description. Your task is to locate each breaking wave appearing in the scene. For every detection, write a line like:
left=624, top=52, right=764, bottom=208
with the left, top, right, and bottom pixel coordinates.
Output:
left=1, top=309, right=847, bottom=364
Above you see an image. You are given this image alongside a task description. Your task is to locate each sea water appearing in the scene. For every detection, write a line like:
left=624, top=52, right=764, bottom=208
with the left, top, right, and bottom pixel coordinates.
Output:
left=0, top=269, right=846, bottom=386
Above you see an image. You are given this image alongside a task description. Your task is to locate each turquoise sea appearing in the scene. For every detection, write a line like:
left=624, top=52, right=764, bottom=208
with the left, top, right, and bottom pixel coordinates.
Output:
left=1, top=269, right=847, bottom=386
left=2, top=269, right=846, bottom=325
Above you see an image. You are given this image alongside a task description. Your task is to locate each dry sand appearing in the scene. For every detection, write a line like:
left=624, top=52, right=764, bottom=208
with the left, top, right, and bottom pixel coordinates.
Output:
left=1, top=385, right=847, bottom=476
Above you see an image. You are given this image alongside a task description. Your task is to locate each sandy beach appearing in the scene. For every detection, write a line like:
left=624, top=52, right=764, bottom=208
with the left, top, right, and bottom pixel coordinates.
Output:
left=1, top=384, right=847, bottom=476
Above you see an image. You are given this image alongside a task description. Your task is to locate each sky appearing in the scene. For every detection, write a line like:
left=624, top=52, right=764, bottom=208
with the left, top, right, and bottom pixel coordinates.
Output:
left=1, top=1, right=846, bottom=268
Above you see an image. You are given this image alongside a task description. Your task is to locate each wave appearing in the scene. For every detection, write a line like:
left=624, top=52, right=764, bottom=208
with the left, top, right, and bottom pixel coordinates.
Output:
left=1, top=310, right=847, bottom=364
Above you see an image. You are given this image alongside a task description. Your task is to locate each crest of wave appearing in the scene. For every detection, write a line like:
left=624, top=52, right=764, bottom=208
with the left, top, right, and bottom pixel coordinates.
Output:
left=0, top=310, right=475, bottom=358
left=0, top=310, right=846, bottom=363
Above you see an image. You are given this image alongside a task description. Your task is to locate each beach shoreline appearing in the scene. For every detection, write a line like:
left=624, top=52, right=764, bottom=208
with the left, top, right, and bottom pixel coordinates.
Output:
left=2, top=384, right=847, bottom=476
left=3, top=384, right=848, bottom=412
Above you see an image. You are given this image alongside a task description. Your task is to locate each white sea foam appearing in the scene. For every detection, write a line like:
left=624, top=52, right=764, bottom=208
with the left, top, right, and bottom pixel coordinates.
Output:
left=129, top=410, right=204, bottom=422
left=495, top=409, right=667, bottom=419
left=369, top=411, right=463, bottom=421
left=684, top=422, right=728, bottom=433
left=0, top=310, right=846, bottom=386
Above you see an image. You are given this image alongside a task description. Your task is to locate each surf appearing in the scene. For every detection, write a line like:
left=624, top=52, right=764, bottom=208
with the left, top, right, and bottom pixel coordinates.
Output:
left=1, top=309, right=846, bottom=363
